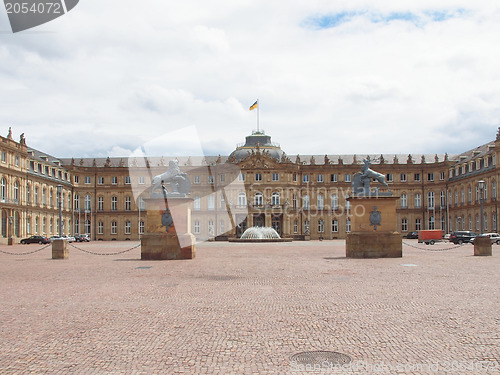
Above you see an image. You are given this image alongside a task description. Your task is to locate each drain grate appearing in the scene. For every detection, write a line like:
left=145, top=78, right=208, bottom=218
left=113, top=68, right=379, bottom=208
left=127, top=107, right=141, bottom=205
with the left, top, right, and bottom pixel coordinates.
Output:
left=290, top=351, right=352, bottom=366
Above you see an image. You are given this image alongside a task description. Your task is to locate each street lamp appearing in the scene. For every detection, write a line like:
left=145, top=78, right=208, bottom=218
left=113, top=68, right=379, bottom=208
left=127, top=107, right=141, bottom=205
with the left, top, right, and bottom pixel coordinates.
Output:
left=57, top=185, right=63, bottom=237
left=478, top=180, right=485, bottom=235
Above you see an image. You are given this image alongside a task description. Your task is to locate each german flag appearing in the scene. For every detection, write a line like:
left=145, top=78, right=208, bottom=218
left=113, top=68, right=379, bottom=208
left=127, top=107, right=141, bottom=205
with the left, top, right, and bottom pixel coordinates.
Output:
left=249, top=100, right=258, bottom=111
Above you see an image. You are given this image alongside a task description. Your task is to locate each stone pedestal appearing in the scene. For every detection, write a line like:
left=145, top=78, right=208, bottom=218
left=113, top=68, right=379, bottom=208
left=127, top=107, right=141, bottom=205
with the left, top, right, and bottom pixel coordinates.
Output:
left=474, top=236, right=492, bottom=256
left=141, top=196, right=196, bottom=260
left=346, top=196, right=402, bottom=258
left=52, top=239, right=68, bottom=259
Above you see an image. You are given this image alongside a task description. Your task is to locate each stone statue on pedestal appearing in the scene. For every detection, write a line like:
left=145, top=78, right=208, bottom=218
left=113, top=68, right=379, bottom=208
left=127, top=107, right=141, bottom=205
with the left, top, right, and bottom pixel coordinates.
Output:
left=151, top=160, right=191, bottom=198
left=352, top=156, right=391, bottom=196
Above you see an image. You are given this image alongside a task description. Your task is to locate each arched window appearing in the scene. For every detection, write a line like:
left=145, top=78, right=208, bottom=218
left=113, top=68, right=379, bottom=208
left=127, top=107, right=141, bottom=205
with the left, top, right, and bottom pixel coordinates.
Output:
left=271, top=192, right=280, bottom=206
left=254, top=193, right=263, bottom=206
left=13, top=180, right=19, bottom=202
left=238, top=192, right=247, bottom=206
left=0, top=178, right=6, bottom=201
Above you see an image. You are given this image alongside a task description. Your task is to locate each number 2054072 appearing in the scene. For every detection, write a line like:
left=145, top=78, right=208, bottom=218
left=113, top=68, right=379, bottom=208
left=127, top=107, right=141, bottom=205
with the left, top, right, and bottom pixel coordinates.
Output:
left=5, top=2, right=62, bottom=14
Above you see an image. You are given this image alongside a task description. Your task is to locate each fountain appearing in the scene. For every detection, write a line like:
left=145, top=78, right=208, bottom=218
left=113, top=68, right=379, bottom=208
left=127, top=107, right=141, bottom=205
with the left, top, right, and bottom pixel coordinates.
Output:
left=229, top=226, right=292, bottom=242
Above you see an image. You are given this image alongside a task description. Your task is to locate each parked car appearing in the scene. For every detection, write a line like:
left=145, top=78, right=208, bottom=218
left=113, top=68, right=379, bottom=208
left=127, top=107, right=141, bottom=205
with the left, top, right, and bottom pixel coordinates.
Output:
left=471, top=233, right=500, bottom=244
left=449, top=231, right=478, bottom=244
left=20, top=235, right=50, bottom=244
left=404, top=231, right=418, bottom=239
left=75, top=234, right=91, bottom=242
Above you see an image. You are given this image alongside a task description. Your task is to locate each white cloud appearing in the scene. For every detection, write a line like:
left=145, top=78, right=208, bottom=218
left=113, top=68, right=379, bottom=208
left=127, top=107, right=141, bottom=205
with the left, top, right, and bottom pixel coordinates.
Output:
left=1, top=0, right=500, bottom=158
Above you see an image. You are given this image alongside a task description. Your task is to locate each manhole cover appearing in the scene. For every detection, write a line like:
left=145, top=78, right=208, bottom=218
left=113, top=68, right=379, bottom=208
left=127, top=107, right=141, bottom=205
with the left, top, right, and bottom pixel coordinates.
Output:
left=290, top=351, right=352, bottom=366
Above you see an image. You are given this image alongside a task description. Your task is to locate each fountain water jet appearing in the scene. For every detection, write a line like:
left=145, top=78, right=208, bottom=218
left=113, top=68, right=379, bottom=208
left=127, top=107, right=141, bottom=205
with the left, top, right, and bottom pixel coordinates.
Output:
left=229, top=226, right=292, bottom=242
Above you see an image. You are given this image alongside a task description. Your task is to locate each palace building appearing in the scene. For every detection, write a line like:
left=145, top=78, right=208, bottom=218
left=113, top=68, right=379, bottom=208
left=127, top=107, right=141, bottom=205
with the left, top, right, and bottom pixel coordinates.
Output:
left=1, top=127, right=499, bottom=244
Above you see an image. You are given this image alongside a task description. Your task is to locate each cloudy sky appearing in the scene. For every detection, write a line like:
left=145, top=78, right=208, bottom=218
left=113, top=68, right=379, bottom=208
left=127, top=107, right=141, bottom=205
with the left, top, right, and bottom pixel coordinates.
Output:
left=1, top=0, right=500, bottom=159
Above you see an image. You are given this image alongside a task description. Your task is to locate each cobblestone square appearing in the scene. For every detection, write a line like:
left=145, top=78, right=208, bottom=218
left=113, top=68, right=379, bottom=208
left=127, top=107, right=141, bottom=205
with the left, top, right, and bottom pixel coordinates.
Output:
left=0, top=240, right=499, bottom=374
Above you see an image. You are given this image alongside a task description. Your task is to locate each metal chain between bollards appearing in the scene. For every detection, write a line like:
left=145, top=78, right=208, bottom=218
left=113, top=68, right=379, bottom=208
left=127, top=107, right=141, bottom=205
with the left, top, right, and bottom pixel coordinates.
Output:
left=0, top=243, right=51, bottom=255
left=402, top=241, right=465, bottom=252
left=68, top=242, right=141, bottom=256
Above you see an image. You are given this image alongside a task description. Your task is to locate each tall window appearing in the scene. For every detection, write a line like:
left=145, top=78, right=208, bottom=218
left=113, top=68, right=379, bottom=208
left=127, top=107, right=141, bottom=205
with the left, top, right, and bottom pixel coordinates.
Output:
left=255, top=173, right=262, bottom=181
left=302, top=195, right=310, bottom=209
left=194, top=196, right=201, bottom=210
left=414, top=193, right=421, bottom=208
left=111, top=196, right=118, bottom=211
left=303, top=175, right=309, bottom=183
left=317, top=194, right=324, bottom=210
left=318, top=220, right=324, bottom=233
left=346, top=218, right=351, bottom=233
left=74, top=194, right=80, bottom=211
left=332, top=219, right=338, bottom=233
left=254, top=193, right=263, bottom=206
left=271, top=192, right=280, bottom=206
left=208, top=195, right=215, bottom=210
left=428, top=216, right=435, bottom=230
left=238, top=193, right=247, bottom=207
left=125, top=196, right=131, bottom=211
left=13, top=180, right=19, bottom=202
left=98, top=221, right=104, bottom=234
left=85, top=219, right=91, bottom=234
left=331, top=194, right=338, bottom=210
left=293, top=220, right=298, bottom=233
left=35, top=186, right=39, bottom=205
left=125, top=221, right=131, bottom=234
left=208, top=220, right=214, bottom=235
left=111, top=221, right=117, bottom=235
left=400, top=173, right=407, bottom=182
left=84, top=195, right=92, bottom=212
left=415, top=218, right=421, bottom=231
left=138, top=197, right=145, bottom=211
left=317, top=174, right=324, bottom=183
left=139, top=221, right=145, bottom=234
left=112, top=176, right=118, bottom=185
left=194, top=220, right=200, bottom=234
left=292, top=194, right=297, bottom=209
left=26, top=184, right=31, bottom=204
left=440, top=191, right=446, bottom=207
left=427, top=191, right=435, bottom=209
left=98, top=196, right=104, bottom=211
left=401, top=218, right=408, bottom=232
left=272, top=173, right=279, bottom=181
left=331, top=174, right=337, bottom=182
left=401, top=194, right=407, bottom=208
left=493, top=180, right=497, bottom=199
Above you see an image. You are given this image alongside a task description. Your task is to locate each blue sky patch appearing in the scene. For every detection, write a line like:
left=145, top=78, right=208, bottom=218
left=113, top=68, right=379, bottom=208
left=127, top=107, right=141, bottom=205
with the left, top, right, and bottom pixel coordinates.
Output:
left=305, top=9, right=468, bottom=29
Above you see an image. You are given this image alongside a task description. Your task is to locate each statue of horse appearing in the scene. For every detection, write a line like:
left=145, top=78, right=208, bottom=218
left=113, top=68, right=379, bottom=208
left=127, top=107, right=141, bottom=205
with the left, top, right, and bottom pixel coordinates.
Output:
left=151, top=160, right=191, bottom=197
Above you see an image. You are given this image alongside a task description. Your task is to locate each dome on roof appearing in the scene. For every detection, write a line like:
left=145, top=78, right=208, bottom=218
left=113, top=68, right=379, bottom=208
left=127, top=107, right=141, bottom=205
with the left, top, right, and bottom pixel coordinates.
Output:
left=229, top=129, right=285, bottom=162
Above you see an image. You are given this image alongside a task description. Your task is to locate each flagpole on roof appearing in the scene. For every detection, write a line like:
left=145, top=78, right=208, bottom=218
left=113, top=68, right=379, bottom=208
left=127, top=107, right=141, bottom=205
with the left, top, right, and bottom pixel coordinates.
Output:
left=257, top=99, right=259, bottom=132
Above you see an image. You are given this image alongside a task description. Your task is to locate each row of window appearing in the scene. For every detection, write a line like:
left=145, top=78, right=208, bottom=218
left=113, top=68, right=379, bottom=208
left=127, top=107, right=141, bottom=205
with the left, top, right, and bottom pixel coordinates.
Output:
left=73, top=195, right=145, bottom=212
left=451, top=155, right=495, bottom=178
left=0, top=178, right=71, bottom=209
left=74, top=175, right=143, bottom=185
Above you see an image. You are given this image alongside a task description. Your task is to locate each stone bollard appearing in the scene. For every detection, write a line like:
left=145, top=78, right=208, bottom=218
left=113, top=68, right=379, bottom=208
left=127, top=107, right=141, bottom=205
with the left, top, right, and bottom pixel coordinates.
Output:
left=52, top=239, right=68, bottom=259
left=474, top=236, right=492, bottom=256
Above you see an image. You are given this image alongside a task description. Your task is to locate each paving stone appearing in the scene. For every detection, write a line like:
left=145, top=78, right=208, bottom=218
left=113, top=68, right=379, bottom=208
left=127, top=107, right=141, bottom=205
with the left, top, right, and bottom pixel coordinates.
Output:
left=0, top=240, right=498, bottom=374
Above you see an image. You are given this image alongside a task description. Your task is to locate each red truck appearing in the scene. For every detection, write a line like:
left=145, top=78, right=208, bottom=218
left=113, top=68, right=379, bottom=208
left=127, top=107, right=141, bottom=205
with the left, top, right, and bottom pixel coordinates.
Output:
left=418, top=230, right=444, bottom=245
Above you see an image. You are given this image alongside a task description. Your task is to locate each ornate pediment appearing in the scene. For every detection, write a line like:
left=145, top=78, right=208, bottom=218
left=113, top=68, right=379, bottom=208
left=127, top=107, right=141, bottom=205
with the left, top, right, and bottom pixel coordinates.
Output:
left=238, top=152, right=281, bottom=169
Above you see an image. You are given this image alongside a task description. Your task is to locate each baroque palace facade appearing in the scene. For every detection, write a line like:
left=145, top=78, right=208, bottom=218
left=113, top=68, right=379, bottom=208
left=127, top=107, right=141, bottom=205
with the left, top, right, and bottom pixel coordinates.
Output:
left=1, top=127, right=499, bottom=244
